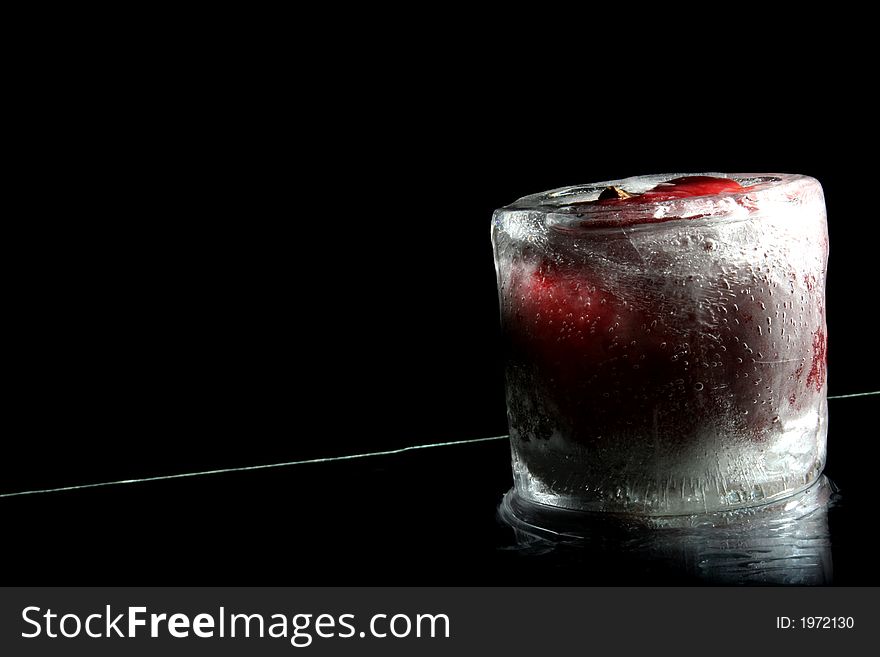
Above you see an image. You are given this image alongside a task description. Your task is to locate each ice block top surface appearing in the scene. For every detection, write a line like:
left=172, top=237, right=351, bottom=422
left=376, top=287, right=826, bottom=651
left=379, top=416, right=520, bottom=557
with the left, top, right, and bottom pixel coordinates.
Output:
left=503, top=173, right=819, bottom=229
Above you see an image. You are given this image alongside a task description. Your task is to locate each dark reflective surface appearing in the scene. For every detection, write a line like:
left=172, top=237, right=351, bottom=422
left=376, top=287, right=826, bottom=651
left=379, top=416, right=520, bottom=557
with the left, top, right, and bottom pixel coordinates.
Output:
left=0, top=395, right=875, bottom=585
left=499, top=477, right=835, bottom=585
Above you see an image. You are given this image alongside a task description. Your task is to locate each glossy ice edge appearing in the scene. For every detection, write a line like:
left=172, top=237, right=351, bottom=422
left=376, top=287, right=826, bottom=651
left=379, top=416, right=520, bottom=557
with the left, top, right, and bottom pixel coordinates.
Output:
left=498, top=173, right=821, bottom=230
left=499, top=474, right=835, bottom=533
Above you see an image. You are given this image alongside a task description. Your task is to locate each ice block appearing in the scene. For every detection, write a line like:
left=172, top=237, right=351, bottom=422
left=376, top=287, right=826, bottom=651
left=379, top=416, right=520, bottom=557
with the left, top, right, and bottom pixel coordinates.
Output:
left=492, top=174, right=828, bottom=515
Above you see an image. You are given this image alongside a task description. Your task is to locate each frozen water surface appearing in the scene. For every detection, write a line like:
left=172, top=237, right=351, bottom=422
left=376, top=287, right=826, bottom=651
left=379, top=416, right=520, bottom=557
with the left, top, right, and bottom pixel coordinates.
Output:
left=493, top=173, right=828, bottom=515
left=499, top=475, right=836, bottom=585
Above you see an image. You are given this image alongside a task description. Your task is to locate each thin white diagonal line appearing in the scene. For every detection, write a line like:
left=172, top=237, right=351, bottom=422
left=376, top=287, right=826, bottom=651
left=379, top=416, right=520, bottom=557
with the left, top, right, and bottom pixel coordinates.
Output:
left=0, top=435, right=509, bottom=500
left=828, top=390, right=880, bottom=399
left=1, top=390, right=876, bottom=500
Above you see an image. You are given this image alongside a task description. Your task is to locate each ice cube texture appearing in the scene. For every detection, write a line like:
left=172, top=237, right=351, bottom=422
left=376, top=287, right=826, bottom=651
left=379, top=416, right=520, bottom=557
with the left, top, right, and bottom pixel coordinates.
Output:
left=492, top=173, right=828, bottom=515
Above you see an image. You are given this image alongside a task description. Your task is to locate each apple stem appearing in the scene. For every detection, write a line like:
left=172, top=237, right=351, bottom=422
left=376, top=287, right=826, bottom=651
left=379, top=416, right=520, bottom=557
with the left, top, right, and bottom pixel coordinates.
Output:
left=597, top=186, right=633, bottom=201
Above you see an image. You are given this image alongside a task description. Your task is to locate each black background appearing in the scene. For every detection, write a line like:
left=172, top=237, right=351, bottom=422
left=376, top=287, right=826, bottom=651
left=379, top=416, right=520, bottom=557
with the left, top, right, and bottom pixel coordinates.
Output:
left=5, top=29, right=879, bottom=583
left=9, top=65, right=875, bottom=489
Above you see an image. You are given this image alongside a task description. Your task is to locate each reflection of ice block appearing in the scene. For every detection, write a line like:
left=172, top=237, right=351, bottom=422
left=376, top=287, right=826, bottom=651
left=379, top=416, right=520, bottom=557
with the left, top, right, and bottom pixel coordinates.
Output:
left=499, top=476, right=835, bottom=585
left=492, top=174, right=828, bottom=516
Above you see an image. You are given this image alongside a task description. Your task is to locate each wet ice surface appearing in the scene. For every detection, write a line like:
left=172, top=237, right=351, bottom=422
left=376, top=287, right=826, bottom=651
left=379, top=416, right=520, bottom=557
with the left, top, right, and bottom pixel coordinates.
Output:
left=498, top=475, right=836, bottom=585
left=508, top=173, right=799, bottom=227
left=493, top=173, right=829, bottom=515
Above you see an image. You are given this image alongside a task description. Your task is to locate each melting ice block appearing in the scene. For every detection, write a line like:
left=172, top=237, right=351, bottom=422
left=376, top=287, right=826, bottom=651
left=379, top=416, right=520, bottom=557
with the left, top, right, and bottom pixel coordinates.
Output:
left=492, top=173, right=828, bottom=515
